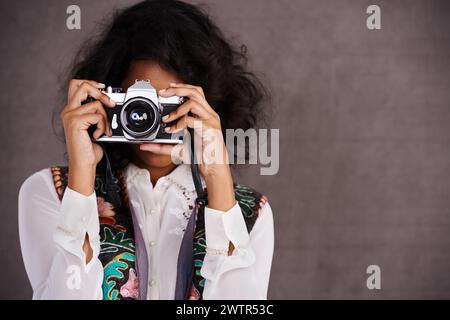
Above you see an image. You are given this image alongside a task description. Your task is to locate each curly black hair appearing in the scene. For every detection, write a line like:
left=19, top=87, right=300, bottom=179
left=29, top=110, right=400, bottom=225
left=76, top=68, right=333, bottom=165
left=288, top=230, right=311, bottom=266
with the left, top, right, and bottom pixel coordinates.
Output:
left=57, top=0, right=269, bottom=169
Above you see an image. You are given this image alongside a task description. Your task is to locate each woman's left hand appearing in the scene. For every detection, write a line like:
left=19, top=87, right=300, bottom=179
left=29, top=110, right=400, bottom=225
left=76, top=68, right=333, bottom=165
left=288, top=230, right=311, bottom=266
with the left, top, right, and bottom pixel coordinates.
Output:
left=139, top=83, right=236, bottom=212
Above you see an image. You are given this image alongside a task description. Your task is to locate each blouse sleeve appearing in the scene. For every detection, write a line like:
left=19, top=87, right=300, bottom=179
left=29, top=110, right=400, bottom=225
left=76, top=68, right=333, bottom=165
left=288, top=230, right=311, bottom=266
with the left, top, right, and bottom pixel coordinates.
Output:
left=201, top=202, right=274, bottom=299
left=18, top=168, right=104, bottom=299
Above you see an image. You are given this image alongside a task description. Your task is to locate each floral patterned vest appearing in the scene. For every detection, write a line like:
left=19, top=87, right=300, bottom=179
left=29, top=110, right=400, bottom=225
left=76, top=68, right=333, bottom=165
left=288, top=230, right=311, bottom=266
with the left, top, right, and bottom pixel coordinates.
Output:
left=50, top=166, right=267, bottom=300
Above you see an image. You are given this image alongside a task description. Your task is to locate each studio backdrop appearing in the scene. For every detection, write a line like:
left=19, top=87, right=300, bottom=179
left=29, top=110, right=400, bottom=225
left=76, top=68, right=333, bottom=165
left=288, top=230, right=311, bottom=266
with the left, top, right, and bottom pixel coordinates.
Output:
left=1, top=0, right=450, bottom=299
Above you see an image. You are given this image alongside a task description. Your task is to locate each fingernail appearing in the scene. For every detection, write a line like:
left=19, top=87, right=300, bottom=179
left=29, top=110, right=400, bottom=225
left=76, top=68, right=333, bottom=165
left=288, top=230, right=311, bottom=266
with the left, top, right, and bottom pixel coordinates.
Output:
left=169, top=83, right=177, bottom=87
left=165, top=126, right=171, bottom=132
left=109, top=98, right=116, bottom=106
left=162, top=115, right=170, bottom=121
left=97, top=83, right=106, bottom=88
left=159, top=89, right=166, bottom=94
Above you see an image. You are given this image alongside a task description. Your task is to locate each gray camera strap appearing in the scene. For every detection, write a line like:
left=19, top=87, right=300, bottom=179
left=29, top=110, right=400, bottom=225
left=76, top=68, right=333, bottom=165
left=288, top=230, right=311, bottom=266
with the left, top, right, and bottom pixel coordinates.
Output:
left=174, top=127, right=208, bottom=299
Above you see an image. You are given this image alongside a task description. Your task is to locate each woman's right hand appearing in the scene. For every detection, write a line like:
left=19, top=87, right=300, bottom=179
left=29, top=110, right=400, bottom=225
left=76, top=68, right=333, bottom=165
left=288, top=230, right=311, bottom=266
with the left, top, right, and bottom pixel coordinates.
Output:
left=60, top=79, right=116, bottom=196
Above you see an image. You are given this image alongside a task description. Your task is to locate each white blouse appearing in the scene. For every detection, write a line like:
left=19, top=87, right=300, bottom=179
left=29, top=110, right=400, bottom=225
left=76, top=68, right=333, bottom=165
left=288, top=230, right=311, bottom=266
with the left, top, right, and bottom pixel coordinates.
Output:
left=18, top=163, right=274, bottom=300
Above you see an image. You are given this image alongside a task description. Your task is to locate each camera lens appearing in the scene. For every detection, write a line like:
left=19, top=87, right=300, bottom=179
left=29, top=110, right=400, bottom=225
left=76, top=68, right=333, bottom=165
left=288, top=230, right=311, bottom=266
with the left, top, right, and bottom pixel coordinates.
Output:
left=121, top=98, right=159, bottom=137
left=127, top=105, right=152, bottom=131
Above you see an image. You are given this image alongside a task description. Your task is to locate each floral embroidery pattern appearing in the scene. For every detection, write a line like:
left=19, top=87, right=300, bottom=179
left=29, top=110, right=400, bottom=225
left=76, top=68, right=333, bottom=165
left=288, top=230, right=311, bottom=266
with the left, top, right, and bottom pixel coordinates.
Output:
left=51, top=166, right=139, bottom=300
left=120, top=268, right=139, bottom=299
left=97, top=197, right=115, bottom=217
left=100, top=226, right=135, bottom=255
left=102, top=252, right=135, bottom=300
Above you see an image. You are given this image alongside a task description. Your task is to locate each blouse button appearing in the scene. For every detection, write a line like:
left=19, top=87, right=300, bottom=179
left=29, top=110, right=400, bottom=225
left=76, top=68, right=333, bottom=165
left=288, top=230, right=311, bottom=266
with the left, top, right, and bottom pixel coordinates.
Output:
left=131, top=200, right=140, bottom=208
left=150, top=241, right=156, bottom=247
left=149, top=280, right=156, bottom=287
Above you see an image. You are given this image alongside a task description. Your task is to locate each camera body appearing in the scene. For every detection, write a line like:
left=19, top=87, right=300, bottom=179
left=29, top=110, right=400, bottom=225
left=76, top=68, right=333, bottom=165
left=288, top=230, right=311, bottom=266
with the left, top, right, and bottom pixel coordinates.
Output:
left=96, top=80, right=185, bottom=144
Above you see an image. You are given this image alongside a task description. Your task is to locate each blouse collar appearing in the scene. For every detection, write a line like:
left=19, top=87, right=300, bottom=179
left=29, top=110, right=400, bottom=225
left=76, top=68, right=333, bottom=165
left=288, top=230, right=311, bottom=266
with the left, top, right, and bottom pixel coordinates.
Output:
left=124, top=162, right=198, bottom=192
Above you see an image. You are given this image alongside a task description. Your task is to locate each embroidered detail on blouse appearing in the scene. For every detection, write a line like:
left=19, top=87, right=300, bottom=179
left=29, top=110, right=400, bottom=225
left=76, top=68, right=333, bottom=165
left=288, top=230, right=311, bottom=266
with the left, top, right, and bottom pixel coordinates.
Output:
left=166, top=176, right=196, bottom=236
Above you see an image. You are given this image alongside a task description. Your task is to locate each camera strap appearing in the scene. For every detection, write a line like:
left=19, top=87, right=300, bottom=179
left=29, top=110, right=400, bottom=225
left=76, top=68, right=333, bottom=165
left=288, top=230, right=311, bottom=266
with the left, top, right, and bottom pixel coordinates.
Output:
left=99, top=143, right=122, bottom=208
left=174, top=127, right=208, bottom=299
left=187, top=127, right=208, bottom=204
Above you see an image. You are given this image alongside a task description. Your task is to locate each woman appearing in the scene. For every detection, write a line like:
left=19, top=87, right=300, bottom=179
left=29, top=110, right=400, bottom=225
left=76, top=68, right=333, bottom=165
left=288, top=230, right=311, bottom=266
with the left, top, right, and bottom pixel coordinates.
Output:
left=19, top=0, right=273, bottom=300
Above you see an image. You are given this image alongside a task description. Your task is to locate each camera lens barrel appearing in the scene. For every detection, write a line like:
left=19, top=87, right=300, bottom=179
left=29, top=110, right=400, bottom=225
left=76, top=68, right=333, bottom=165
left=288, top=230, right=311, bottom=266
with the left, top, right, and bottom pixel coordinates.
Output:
left=120, top=97, right=160, bottom=138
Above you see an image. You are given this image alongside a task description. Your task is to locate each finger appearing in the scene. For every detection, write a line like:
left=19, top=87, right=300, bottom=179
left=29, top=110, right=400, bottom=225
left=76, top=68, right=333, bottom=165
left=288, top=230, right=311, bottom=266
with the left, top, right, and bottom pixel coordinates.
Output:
left=68, top=79, right=105, bottom=101
left=73, top=113, right=106, bottom=139
left=139, top=143, right=174, bottom=156
left=68, top=82, right=115, bottom=110
left=162, top=100, right=212, bottom=123
left=63, top=80, right=102, bottom=113
left=164, top=115, right=197, bottom=133
left=158, top=86, right=205, bottom=104
left=74, top=101, right=112, bottom=136
left=64, top=101, right=111, bottom=136
left=167, top=82, right=205, bottom=98
left=71, top=113, right=106, bottom=132
left=73, top=100, right=103, bottom=114
left=166, top=83, right=217, bottom=114
left=67, top=81, right=104, bottom=109
left=159, top=85, right=217, bottom=115
left=92, top=117, right=108, bottom=140
left=71, top=81, right=115, bottom=109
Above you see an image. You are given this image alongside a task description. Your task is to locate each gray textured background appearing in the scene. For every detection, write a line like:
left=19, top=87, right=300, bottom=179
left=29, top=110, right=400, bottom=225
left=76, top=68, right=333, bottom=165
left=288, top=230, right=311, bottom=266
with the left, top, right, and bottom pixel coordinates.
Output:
left=1, top=0, right=450, bottom=299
